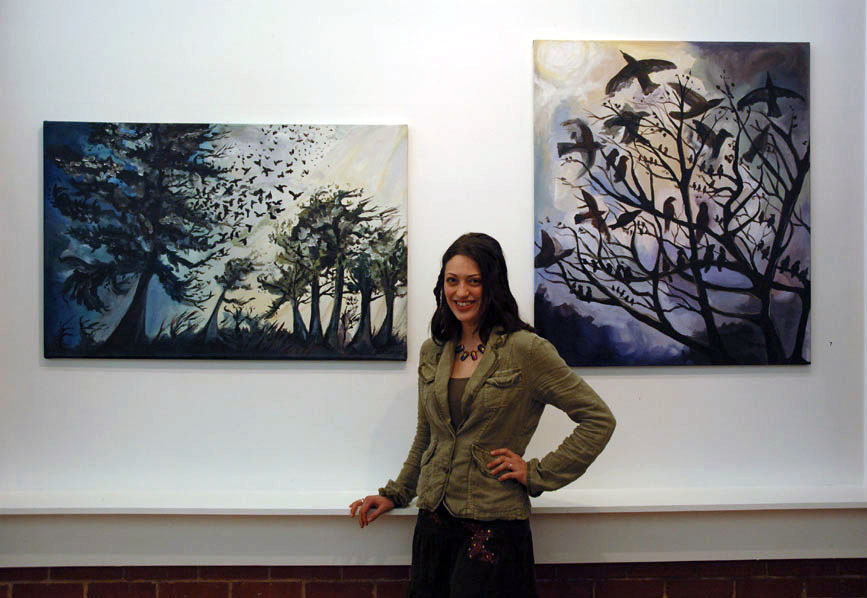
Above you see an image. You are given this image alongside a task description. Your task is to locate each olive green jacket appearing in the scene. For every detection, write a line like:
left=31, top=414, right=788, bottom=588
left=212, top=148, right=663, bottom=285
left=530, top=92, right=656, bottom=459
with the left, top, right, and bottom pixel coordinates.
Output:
left=379, top=329, right=615, bottom=520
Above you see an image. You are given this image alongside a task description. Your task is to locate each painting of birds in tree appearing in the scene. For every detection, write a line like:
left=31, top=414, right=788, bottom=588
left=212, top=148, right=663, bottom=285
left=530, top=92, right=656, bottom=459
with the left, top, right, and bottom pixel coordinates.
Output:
left=534, top=41, right=810, bottom=366
left=44, top=122, right=408, bottom=360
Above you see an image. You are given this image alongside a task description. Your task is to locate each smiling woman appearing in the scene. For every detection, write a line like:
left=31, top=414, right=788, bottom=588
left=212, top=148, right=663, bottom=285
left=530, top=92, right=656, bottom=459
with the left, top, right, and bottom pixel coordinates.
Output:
left=349, top=232, right=616, bottom=598
left=443, top=255, right=483, bottom=331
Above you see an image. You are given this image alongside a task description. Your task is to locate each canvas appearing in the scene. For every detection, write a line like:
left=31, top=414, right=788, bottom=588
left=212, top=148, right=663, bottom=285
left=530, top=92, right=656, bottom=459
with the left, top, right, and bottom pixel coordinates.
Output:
left=44, top=122, right=408, bottom=360
left=534, top=41, right=810, bottom=366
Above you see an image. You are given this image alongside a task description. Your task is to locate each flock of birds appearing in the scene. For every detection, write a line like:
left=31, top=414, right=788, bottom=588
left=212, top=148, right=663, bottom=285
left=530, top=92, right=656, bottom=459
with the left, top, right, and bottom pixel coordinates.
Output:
left=538, top=50, right=808, bottom=301
left=198, top=125, right=335, bottom=246
left=558, top=50, right=804, bottom=174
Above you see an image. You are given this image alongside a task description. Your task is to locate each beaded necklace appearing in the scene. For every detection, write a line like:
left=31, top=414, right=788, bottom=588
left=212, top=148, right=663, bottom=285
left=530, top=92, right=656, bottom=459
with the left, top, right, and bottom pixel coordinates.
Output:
left=455, top=343, right=486, bottom=361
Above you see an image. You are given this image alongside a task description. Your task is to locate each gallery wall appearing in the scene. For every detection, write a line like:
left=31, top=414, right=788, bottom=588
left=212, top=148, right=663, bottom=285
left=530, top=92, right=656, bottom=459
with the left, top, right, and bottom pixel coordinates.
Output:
left=0, top=0, right=865, bottom=563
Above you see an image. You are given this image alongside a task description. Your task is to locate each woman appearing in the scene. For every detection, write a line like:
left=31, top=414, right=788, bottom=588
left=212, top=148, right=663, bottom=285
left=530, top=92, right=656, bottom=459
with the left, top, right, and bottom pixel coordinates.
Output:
left=350, top=232, right=615, bottom=597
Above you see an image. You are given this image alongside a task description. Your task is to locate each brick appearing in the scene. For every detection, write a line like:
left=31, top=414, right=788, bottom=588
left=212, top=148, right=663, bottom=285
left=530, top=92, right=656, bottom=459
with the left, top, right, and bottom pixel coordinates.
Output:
left=737, top=578, right=803, bottom=598
left=304, top=582, right=373, bottom=598
left=88, top=583, right=155, bottom=598
left=52, top=569, right=124, bottom=582
left=806, top=577, right=867, bottom=597
left=124, top=568, right=197, bottom=582
left=627, top=562, right=696, bottom=579
left=596, top=579, right=664, bottom=598
left=693, top=560, right=767, bottom=577
left=231, top=582, right=301, bottom=598
left=158, top=582, right=228, bottom=598
left=536, top=580, right=593, bottom=598
left=534, top=565, right=558, bottom=581
left=270, top=567, right=340, bottom=581
left=0, top=570, right=50, bottom=583
left=769, top=559, right=839, bottom=577
left=554, top=563, right=630, bottom=580
left=199, top=568, right=268, bottom=581
left=373, top=581, right=409, bottom=598
left=837, top=560, right=867, bottom=576
left=340, top=567, right=408, bottom=581
left=667, top=579, right=733, bottom=598
left=13, top=584, right=84, bottom=598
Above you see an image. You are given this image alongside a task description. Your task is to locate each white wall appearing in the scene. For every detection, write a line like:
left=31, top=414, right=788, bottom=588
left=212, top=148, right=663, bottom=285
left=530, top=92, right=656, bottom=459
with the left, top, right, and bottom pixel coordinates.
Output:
left=0, top=0, right=865, bottom=564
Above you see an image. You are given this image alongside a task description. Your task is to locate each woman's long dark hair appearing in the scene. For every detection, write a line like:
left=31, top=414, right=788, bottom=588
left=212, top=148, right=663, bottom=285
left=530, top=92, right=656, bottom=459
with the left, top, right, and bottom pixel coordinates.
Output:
left=430, top=232, right=534, bottom=344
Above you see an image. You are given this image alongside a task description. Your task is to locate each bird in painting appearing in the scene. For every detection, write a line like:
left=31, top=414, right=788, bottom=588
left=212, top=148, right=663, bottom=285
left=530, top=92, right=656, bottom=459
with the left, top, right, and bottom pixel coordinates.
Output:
left=743, top=125, right=771, bottom=163
left=703, top=245, right=715, bottom=272
left=603, top=148, right=619, bottom=170
left=668, top=82, right=723, bottom=120
left=676, top=248, right=687, bottom=270
left=534, top=230, right=574, bottom=269
left=695, top=202, right=710, bottom=243
left=604, top=106, right=650, bottom=144
left=574, top=189, right=611, bottom=241
left=610, top=209, right=642, bottom=230
left=614, top=155, right=628, bottom=182
left=711, top=129, right=733, bottom=159
left=693, top=120, right=715, bottom=146
left=557, top=118, right=602, bottom=170
left=606, top=51, right=677, bottom=96
left=693, top=122, right=734, bottom=160
left=663, top=196, right=677, bottom=231
left=737, top=72, right=805, bottom=118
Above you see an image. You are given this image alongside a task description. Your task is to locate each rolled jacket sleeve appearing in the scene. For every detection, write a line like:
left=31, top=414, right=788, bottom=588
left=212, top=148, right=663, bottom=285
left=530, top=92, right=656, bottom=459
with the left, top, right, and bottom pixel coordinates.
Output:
left=525, top=335, right=615, bottom=498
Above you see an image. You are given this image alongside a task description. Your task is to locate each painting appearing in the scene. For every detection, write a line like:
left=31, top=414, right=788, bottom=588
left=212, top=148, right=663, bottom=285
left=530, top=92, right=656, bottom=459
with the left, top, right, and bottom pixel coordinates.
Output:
left=534, top=41, right=810, bottom=366
left=44, top=122, right=408, bottom=360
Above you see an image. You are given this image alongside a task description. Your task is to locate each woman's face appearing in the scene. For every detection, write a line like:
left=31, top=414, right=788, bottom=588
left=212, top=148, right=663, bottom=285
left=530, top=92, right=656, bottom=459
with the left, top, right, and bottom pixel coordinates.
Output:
left=443, top=254, right=483, bottom=330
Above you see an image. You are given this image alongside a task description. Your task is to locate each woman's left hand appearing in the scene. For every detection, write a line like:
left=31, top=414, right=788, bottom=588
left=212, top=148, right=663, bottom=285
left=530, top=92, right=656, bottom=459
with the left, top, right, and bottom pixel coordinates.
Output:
left=488, top=448, right=527, bottom=486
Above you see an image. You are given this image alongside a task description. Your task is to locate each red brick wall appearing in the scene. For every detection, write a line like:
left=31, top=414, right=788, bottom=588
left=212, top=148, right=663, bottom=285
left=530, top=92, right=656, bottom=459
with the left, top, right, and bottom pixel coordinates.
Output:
left=1, top=560, right=865, bottom=598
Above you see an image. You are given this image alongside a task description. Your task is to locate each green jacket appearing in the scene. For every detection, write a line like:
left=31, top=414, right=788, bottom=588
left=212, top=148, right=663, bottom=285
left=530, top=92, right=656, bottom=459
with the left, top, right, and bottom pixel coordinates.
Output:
left=380, top=329, right=615, bottom=520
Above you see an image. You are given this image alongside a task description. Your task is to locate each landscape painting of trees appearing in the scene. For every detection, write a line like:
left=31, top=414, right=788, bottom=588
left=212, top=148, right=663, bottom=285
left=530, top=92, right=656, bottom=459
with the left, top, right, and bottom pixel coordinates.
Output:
left=44, top=123, right=407, bottom=359
left=534, top=41, right=810, bottom=366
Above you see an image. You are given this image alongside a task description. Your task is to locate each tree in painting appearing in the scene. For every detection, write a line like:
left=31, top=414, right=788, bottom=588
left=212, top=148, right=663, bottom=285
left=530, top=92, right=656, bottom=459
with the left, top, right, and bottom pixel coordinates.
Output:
left=200, top=256, right=259, bottom=344
left=44, top=123, right=408, bottom=359
left=45, top=123, right=244, bottom=353
left=346, top=210, right=404, bottom=354
left=260, top=223, right=314, bottom=343
left=258, top=186, right=406, bottom=355
left=534, top=42, right=810, bottom=365
left=371, top=227, right=408, bottom=348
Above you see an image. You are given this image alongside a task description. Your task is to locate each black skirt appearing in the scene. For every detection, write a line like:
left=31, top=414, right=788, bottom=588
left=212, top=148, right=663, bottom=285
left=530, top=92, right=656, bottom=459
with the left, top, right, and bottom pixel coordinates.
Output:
left=408, top=505, right=537, bottom=598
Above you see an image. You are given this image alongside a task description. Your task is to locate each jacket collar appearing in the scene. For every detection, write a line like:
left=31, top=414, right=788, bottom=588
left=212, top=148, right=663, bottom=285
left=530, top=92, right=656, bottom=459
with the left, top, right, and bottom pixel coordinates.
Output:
left=431, top=329, right=507, bottom=431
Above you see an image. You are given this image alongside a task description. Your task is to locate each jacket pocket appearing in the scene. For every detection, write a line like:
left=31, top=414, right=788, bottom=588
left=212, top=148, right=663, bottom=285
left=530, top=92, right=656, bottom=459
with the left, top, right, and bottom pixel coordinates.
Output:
left=416, top=438, right=442, bottom=506
left=486, top=368, right=522, bottom=388
left=418, top=362, right=436, bottom=384
left=418, top=361, right=441, bottom=421
left=469, top=443, right=527, bottom=512
left=480, top=368, right=522, bottom=407
left=420, top=438, right=438, bottom=467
